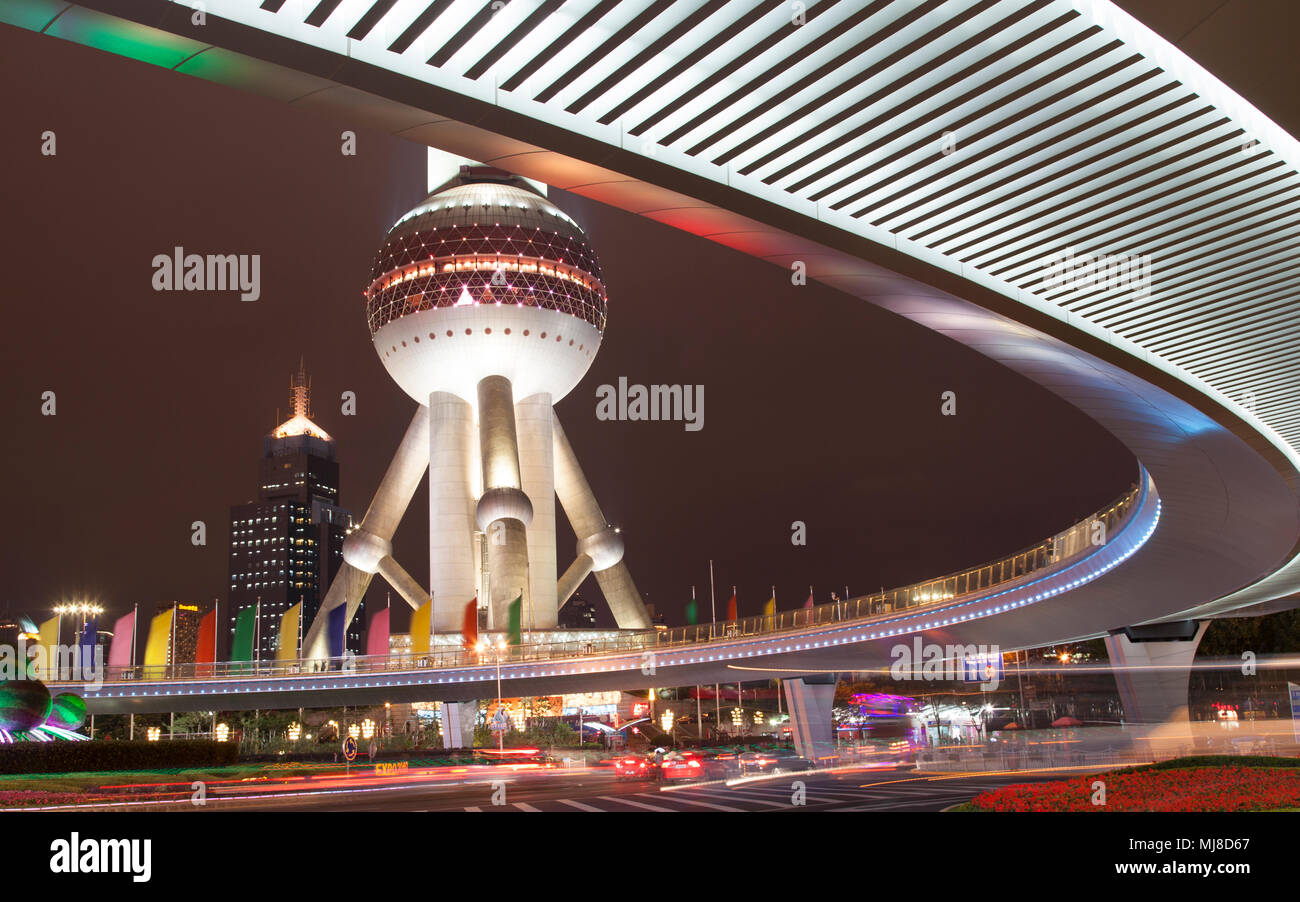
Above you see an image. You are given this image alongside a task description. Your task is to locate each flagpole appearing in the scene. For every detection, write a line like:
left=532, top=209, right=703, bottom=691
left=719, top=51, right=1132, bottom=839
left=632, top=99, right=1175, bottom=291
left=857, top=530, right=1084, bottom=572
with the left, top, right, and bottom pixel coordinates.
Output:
left=709, top=562, right=720, bottom=736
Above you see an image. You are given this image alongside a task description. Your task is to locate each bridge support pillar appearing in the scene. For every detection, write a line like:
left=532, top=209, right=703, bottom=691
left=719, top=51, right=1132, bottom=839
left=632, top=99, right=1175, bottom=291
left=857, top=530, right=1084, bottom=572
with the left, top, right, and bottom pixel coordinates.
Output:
left=440, top=701, right=477, bottom=749
left=782, top=675, right=837, bottom=764
left=1104, top=620, right=1207, bottom=757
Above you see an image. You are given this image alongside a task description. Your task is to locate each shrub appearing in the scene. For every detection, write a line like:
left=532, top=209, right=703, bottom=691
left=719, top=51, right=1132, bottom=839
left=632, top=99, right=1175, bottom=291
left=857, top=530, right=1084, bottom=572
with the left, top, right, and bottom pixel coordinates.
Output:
left=0, top=741, right=238, bottom=775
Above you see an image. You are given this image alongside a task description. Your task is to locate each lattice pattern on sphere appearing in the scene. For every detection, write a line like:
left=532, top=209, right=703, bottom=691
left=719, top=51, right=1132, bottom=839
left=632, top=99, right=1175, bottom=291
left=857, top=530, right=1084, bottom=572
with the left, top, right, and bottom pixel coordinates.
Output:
left=370, top=225, right=604, bottom=286
left=366, top=270, right=607, bottom=335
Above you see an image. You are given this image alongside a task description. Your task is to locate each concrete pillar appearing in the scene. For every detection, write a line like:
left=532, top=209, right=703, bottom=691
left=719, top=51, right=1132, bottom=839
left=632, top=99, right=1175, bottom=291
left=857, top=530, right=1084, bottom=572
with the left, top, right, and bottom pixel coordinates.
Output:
left=783, top=676, right=837, bottom=765
left=1104, top=620, right=1208, bottom=732
left=441, top=701, right=478, bottom=749
left=475, top=376, right=533, bottom=630
left=303, top=406, right=430, bottom=659
left=552, top=412, right=651, bottom=630
left=430, top=392, right=478, bottom=632
left=517, top=393, right=557, bottom=629
left=486, top=520, right=529, bottom=625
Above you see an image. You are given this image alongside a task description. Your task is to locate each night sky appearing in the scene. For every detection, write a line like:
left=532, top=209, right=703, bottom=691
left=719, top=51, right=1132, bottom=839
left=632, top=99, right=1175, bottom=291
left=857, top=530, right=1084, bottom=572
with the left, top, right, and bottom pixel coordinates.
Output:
left=19, top=4, right=1279, bottom=634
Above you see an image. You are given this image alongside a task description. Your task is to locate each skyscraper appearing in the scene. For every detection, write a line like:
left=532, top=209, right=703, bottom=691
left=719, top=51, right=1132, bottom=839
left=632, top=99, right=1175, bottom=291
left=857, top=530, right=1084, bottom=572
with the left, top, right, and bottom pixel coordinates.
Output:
left=227, top=363, right=362, bottom=660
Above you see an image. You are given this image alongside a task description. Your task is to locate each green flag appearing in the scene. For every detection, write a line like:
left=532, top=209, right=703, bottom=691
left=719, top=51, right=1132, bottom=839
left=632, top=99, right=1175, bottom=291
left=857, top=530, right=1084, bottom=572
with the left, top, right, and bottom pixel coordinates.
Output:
left=685, top=598, right=698, bottom=625
left=506, top=593, right=523, bottom=646
left=231, top=605, right=258, bottom=667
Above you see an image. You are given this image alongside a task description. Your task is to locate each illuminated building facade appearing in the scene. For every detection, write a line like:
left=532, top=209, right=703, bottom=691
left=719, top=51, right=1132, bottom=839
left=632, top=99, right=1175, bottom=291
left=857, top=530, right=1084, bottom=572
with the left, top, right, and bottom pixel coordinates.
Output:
left=556, top=592, right=597, bottom=629
left=154, top=601, right=209, bottom=665
left=227, top=364, right=362, bottom=659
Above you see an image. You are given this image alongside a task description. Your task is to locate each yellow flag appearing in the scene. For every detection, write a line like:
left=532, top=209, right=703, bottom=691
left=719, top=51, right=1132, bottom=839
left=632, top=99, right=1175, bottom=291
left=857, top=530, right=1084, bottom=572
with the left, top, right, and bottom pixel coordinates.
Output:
left=143, top=609, right=174, bottom=668
left=277, top=602, right=302, bottom=661
left=410, top=599, right=432, bottom=655
left=763, top=597, right=776, bottom=617
left=37, top=615, right=60, bottom=679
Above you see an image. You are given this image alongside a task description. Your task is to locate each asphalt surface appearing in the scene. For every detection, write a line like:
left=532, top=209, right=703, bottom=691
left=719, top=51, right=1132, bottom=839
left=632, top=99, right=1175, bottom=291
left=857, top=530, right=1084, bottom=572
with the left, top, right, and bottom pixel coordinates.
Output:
left=170, top=766, right=1073, bottom=812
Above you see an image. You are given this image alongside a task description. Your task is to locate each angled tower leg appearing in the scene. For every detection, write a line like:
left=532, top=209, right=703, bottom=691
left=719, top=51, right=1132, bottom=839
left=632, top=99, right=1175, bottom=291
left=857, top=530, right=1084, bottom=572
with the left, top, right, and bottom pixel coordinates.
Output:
left=552, top=412, right=651, bottom=630
left=303, top=405, right=430, bottom=660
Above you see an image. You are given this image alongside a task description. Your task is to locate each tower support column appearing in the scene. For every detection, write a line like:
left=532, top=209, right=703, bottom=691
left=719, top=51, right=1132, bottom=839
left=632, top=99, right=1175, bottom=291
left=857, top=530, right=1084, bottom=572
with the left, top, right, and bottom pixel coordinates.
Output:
left=430, top=392, right=478, bottom=632
left=475, top=376, right=533, bottom=629
left=517, top=393, right=557, bottom=629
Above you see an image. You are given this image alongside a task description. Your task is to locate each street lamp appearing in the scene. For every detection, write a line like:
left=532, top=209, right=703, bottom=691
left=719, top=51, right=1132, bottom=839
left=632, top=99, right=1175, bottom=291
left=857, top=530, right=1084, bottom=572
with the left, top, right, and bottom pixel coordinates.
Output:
left=478, top=635, right=508, bottom=753
left=53, top=602, right=104, bottom=637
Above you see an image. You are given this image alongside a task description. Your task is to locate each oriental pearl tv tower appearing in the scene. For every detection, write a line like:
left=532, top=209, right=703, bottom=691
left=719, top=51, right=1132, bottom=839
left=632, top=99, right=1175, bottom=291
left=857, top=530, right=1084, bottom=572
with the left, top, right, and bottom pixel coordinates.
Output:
left=303, top=159, right=650, bottom=662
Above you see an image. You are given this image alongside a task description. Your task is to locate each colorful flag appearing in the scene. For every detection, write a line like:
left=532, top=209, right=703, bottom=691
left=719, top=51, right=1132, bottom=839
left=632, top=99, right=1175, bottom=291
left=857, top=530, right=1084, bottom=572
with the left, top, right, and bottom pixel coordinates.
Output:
left=108, top=609, right=136, bottom=669
left=366, top=606, right=390, bottom=658
left=143, top=608, right=174, bottom=669
left=276, top=602, right=301, bottom=661
left=410, top=599, right=432, bottom=655
left=230, top=605, right=258, bottom=663
left=461, top=597, right=478, bottom=652
left=327, top=604, right=348, bottom=658
left=195, top=609, right=217, bottom=676
left=506, top=593, right=523, bottom=646
left=79, top=617, right=98, bottom=670
left=685, top=597, right=698, bottom=625
left=726, top=593, right=737, bottom=621
left=37, top=615, right=60, bottom=680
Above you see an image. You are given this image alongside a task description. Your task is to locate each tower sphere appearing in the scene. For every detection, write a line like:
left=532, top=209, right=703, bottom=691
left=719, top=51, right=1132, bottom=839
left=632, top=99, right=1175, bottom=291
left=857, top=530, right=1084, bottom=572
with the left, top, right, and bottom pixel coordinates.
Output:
left=366, top=174, right=607, bottom=406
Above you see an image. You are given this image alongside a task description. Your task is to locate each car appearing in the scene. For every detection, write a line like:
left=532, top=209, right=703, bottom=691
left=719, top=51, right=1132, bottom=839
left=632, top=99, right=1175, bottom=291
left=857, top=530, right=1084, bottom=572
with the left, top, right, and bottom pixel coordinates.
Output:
left=766, top=748, right=814, bottom=772
left=738, top=748, right=814, bottom=775
left=613, top=755, right=655, bottom=780
left=659, top=750, right=731, bottom=782
left=736, top=751, right=774, bottom=776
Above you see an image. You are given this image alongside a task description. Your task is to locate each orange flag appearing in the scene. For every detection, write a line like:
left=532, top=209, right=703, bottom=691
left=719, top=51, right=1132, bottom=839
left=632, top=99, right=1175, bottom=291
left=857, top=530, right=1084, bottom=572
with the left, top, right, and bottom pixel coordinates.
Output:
left=726, top=592, right=737, bottom=621
left=461, top=597, right=478, bottom=652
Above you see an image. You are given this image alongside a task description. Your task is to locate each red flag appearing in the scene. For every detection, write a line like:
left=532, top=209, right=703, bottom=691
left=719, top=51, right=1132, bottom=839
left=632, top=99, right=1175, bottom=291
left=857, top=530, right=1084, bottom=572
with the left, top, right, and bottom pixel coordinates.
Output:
left=366, top=606, right=390, bottom=658
left=803, top=591, right=814, bottom=610
left=726, top=593, right=737, bottom=621
left=196, top=609, right=217, bottom=677
left=461, top=597, right=478, bottom=652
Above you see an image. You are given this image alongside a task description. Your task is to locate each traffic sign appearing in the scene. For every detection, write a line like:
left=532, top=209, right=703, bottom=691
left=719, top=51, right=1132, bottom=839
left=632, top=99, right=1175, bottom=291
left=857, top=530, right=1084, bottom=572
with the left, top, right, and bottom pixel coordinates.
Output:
left=490, top=710, right=509, bottom=732
left=342, top=735, right=358, bottom=761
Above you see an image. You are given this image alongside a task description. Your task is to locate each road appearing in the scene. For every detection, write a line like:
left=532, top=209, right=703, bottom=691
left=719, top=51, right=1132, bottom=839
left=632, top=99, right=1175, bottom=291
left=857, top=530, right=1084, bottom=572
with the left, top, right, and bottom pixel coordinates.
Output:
left=156, top=766, right=1076, bottom=813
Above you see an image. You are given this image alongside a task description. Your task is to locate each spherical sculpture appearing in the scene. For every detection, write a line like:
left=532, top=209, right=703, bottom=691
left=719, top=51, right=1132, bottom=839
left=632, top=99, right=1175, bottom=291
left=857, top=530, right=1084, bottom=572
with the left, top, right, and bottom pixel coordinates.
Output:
left=0, top=680, right=53, bottom=733
left=45, top=692, right=88, bottom=731
left=366, top=179, right=607, bottom=406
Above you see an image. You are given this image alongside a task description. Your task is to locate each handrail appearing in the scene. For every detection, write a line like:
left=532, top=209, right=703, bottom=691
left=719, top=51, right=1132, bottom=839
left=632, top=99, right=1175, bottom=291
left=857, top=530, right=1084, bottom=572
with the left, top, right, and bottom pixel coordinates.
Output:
left=66, top=478, right=1143, bottom=686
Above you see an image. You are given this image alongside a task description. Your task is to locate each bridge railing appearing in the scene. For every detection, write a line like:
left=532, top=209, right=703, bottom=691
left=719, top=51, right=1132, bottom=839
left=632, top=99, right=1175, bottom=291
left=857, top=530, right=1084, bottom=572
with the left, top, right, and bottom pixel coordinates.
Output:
left=651, top=479, right=1141, bottom=648
left=81, top=480, right=1141, bottom=685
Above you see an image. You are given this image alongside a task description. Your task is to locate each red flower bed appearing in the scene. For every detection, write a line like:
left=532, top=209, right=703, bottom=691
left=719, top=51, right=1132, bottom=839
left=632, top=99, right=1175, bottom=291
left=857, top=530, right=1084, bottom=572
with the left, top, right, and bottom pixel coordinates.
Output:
left=968, top=766, right=1300, bottom=812
left=0, top=790, right=95, bottom=809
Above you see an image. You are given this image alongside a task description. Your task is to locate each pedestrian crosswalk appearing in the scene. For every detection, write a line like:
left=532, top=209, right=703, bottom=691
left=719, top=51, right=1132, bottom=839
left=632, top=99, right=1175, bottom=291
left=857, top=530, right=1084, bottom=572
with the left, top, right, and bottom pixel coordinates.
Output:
left=454, top=775, right=982, bottom=812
